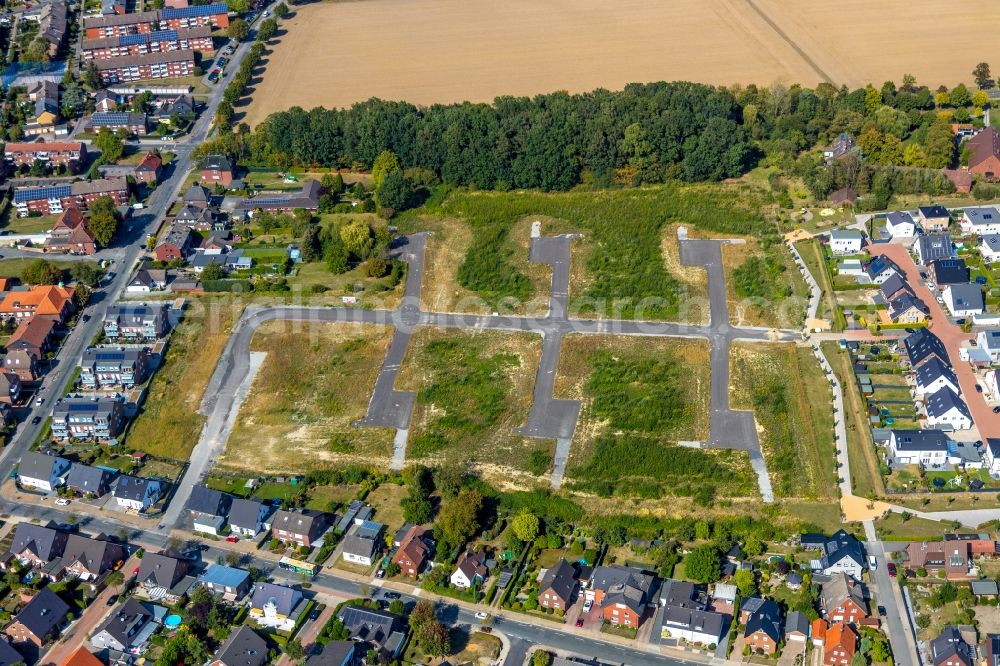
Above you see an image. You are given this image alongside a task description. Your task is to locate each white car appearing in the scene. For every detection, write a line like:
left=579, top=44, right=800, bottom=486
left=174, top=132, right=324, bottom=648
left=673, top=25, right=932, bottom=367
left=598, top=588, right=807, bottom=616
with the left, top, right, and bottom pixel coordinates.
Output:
left=474, top=611, right=489, bottom=620
left=54, top=498, right=70, bottom=506
left=582, top=599, right=593, bottom=612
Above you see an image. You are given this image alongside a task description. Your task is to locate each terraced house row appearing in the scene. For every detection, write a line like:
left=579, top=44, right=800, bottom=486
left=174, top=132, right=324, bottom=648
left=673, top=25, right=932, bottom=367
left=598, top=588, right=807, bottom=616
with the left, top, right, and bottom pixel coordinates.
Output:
left=13, top=178, right=129, bottom=216
left=81, top=26, right=213, bottom=60
left=94, top=49, right=197, bottom=85
left=83, top=3, right=228, bottom=38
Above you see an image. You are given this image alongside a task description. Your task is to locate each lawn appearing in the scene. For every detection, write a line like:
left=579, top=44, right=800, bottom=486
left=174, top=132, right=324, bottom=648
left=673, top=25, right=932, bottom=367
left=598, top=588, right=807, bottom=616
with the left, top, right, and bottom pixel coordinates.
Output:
left=0, top=258, right=101, bottom=280
left=729, top=343, right=838, bottom=500
left=783, top=501, right=846, bottom=533
left=285, top=259, right=405, bottom=309
left=396, top=328, right=545, bottom=477
left=556, top=334, right=749, bottom=500
left=0, top=208, right=59, bottom=235
left=398, top=183, right=783, bottom=321
left=204, top=474, right=255, bottom=497
left=366, top=483, right=407, bottom=533
left=126, top=297, right=243, bottom=459
left=253, top=481, right=301, bottom=502
left=220, top=321, right=396, bottom=473
left=873, top=512, right=946, bottom=542
left=305, top=484, right=362, bottom=512
left=794, top=238, right=838, bottom=326
left=722, top=238, right=809, bottom=328
left=821, top=342, right=884, bottom=498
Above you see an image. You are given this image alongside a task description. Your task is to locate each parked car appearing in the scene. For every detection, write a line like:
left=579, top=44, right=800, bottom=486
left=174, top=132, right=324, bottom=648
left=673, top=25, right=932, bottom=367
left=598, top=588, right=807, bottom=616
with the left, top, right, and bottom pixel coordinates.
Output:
left=225, top=535, right=239, bottom=543
left=993, top=406, right=1000, bottom=414
left=34, top=397, right=44, bottom=406
left=475, top=612, right=489, bottom=620
left=54, top=498, right=70, bottom=506
left=878, top=605, right=886, bottom=616
left=479, top=627, right=492, bottom=634
left=383, top=592, right=400, bottom=600
left=375, top=569, right=385, bottom=579
left=976, top=384, right=984, bottom=393
left=582, top=599, right=593, bottom=612
left=31, top=416, right=41, bottom=425
left=887, top=562, right=896, bottom=577
left=575, top=617, right=584, bottom=627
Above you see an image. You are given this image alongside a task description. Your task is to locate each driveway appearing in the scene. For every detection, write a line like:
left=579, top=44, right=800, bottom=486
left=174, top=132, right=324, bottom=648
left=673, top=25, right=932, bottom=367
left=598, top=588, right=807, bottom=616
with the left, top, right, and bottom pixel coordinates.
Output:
left=777, top=640, right=805, bottom=666
left=868, top=244, right=998, bottom=439
left=280, top=604, right=334, bottom=665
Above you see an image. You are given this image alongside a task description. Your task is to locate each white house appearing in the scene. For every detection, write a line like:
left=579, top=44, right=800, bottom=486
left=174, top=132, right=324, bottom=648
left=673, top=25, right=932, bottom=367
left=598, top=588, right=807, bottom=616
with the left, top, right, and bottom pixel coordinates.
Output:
left=943, top=284, right=984, bottom=318
left=986, top=370, right=1000, bottom=402
left=889, top=429, right=949, bottom=467
left=924, top=387, right=974, bottom=431
left=915, top=357, right=961, bottom=396
left=978, top=330, right=1000, bottom=363
left=836, top=260, right=865, bottom=276
left=661, top=607, right=726, bottom=646
left=112, top=475, right=162, bottom=512
left=984, top=439, right=1000, bottom=477
left=249, top=582, right=303, bottom=632
left=340, top=534, right=380, bottom=567
left=981, top=235, right=1000, bottom=263
left=450, top=550, right=488, bottom=589
left=193, top=514, right=225, bottom=536
left=914, top=234, right=952, bottom=265
left=228, top=498, right=269, bottom=537
left=864, top=256, right=903, bottom=284
left=17, top=452, right=71, bottom=492
left=828, top=229, right=864, bottom=255
left=961, top=206, right=1000, bottom=235
left=884, top=211, right=916, bottom=238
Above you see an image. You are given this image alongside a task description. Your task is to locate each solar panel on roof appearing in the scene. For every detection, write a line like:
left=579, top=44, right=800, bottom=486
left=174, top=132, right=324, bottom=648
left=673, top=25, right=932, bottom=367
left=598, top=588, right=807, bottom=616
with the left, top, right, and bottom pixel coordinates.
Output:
left=68, top=403, right=97, bottom=412
left=118, top=32, right=150, bottom=46
left=161, top=2, right=226, bottom=18
left=92, top=113, right=131, bottom=125
left=95, top=352, right=125, bottom=360
left=14, top=185, right=71, bottom=203
left=252, top=197, right=291, bottom=206
left=149, top=29, right=178, bottom=41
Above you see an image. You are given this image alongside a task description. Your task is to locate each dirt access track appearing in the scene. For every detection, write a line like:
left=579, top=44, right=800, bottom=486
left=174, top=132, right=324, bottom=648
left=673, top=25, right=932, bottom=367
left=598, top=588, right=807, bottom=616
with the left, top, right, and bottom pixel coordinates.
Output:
left=245, top=0, right=1000, bottom=125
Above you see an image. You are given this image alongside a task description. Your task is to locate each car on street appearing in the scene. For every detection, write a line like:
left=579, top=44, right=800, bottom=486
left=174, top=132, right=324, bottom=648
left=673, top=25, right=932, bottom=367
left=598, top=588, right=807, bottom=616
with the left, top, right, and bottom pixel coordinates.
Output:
left=479, top=627, right=492, bottom=634
left=375, top=569, right=385, bottom=578
left=582, top=599, right=593, bottom=612
left=887, top=562, right=897, bottom=577
left=475, top=612, right=488, bottom=620
left=225, top=535, right=239, bottom=542
left=55, top=498, right=70, bottom=506
left=878, top=605, right=886, bottom=616
left=35, top=397, right=43, bottom=406
left=31, top=416, right=41, bottom=425
left=575, top=617, right=584, bottom=627
left=107, top=595, right=118, bottom=605
left=993, top=406, right=1000, bottom=414
left=976, top=384, right=984, bottom=393
left=383, top=592, right=400, bottom=600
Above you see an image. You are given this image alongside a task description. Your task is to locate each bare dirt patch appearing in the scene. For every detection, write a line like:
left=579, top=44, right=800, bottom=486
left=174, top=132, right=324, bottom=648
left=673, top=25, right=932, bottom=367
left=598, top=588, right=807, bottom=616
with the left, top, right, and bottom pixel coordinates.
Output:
left=245, top=0, right=1000, bottom=126
left=220, top=321, right=396, bottom=473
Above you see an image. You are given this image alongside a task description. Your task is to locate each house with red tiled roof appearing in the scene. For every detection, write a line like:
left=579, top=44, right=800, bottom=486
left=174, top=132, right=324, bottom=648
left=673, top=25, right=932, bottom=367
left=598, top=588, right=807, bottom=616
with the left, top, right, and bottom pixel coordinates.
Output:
left=968, top=127, right=1000, bottom=180
left=391, top=526, right=433, bottom=577
left=46, top=207, right=98, bottom=255
left=134, top=151, right=162, bottom=184
left=811, top=619, right=828, bottom=646
left=0, top=285, right=75, bottom=322
left=823, top=622, right=857, bottom=666
left=7, top=317, right=55, bottom=359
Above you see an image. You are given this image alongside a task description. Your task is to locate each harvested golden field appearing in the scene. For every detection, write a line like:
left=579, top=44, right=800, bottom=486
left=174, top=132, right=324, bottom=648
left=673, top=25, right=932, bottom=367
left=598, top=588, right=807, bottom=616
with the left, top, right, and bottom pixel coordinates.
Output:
left=220, top=322, right=396, bottom=473
left=245, top=0, right=1000, bottom=125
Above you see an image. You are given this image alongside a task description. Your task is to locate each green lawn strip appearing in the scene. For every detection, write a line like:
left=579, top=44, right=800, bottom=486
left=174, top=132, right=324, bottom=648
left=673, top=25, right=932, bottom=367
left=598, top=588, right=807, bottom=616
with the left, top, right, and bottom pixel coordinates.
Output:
left=794, top=238, right=840, bottom=326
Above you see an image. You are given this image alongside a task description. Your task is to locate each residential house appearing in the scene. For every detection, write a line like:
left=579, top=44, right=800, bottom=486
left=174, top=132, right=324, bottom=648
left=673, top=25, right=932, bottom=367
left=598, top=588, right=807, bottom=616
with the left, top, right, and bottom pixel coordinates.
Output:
left=228, top=498, right=269, bottom=537
left=971, top=579, right=999, bottom=599
left=112, top=475, right=162, bottom=512
left=61, top=533, right=124, bottom=581
left=987, top=634, right=1000, bottom=666
left=889, top=429, right=949, bottom=466
left=943, top=284, right=984, bottom=318
left=133, top=152, right=162, bottom=184
left=341, top=522, right=384, bottom=568
left=4, top=141, right=86, bottom=170
left=0, top=284, right=75, bottom=322
left=884, top=211, right=916, bottom=238
left=83, top=10, right=156, bottom=38
left=80, top=346, right=149, bottom=389
left=14, top=178, right=128, bottom=217
left=5, top=587, right=70, bottom=647
left=589, top=566, right=656, bottom=627
left=932, top=259, right=970, bottom=286
left=824, top=134, right=855, bottom=160
left=820, top=573, right=868, bottom=623
left=812, top=619, right=828, bottom=647
left=305, top=641, right=355, bottom=666
left=95, top=50, right=195, bottom=84
left=538, top=558, right=577, bottom=610
left=915, top=234, right=952, bottom=264
left=200, top=155, right=234, bottom=186
left=888, top=294, right=929, bottom=324
left=864, top=256, right=903, bottom=284
left=931, top=626, right=975, bottom=666
left=917, top=205, right=951, bottom=232
left=137, top=551, right=194, bottom=603
left=186, top=484, right=232, bottom=520
left=17, top=452, right=70, bottom=492
left=906, top=542, right=972, bottom=579
left=7, top=316, right=56, bottom=360
left=175, top=203, right=215, bottom=229
left=978, top=330, right=1000, bottom=363
left=661, top=606, right=726, bottom=647
left=785, top=611, right=809, bottom=643
left=209, top=626, right=268, bottom=666
left=154, top=224, right=194, bottom=262
left=45, top=207, right=98, bottom=255
left=198, top=564, right=251, bottom=601
left=915, top=357, right=961, bottom=396
left=904, top=328, right=949, bottom=367
left=925, top=387, right=974, bottom=431
left=159, top=2, right=229, bottom=29
left=0, top=372, right=22, bottom=405
left=126, top=268, right=167, bottom=293
left=82, top=26, right=211, bottom=60
left=248, top=582, right=304, bottom=632
left=238, top=180, right=322, bottom=214
left=743, top=598, right=782, bottom=655
left=104, top=304, right=168, bottom=341
left=3, top=349, right=40, bottom=382
left=830, top=187, right=858, bottom=206
left=51, top=396, right=126, bottom=441
left=985, top=439, right=1000, bottom=477
left=8, top=523, right=68, bottom=567
left=981, top=235, right=1000, bottom=263
left=391, top=525, right=433, bottom=577
left=337, top=605, right=406, bottom=658
left=801, top=530, right=867, bottom=580
left=87, top=112, right=147, bottom=136
left=0, top=640, right=24, bottom=666
left=961, top=207, right=1000, bottom=235
left=271, top=509, right=331, bottom=548
left=967, top=127, right=1000, bottom=179
left=828, top=230, right=864, bottom=255
left=91, top=598, right=163, bottom=654
left=184, top=183, right=210, bottom=208
left=824, top=622, right=857, bottom=666
left=880, top=274, right=913, bottom=302
left=450, top=549, right=487, bottom=589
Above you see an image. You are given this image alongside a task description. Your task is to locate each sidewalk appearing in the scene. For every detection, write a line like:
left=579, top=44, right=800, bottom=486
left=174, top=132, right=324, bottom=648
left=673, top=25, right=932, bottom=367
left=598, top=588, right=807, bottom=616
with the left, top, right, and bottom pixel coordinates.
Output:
left=0, top=480, right=156, bottom=530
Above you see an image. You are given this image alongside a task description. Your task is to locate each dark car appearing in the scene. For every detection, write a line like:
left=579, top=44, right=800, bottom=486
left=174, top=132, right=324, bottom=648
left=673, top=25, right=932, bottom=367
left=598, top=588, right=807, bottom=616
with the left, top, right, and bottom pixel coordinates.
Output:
left=107, top=595, right=118, bottom=605
left=993, top=406, right=1000, bottom=414
left=479, top=627, right=492, bottom=634
left=976, top=384, right=984, bottom=393
left=575, top=617, right=584, bottom=627
left=31, top=416, right=41, bottom=425
left=878, top=605, right=886, bottom=616
left=383, top=592, right=400, bottom=600
left=887, top=562, right=897, bottom=577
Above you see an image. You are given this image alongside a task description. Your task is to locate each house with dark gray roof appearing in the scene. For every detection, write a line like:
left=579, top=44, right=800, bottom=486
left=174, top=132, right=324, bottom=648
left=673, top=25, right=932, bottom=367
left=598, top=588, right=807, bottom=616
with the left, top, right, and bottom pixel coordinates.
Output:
left=229, top=498, right=269, bottom=537
left=943, top=284, right=984, bottom=318
left=210, top=625, right=268, bottom=666
left=112, top=475, right=162, bottom=512
left=17, top=452, right=71, bottom=492
left=915, top=234, right=952, bottom=265
left=889, top=429, right=950, bottom=467
left=305, top=640, right=355, bottom=666
left=879, top=273, right=912, bottom=302
left=538, top=558, right=577, bottom=610
left=66, top=463, right=115, bottom=497
left=888, top=294, right=928, bottom=323
left=271, top=509, right=331, bottom=548
left=916, top=357, right=961, bottom=396
left=8, top=522, right=68, bottom=567
left=932, top=259, right=970, bottom=286
left=743, top=598, right=782, bottom=655
left=0, top=639, right=24, bottom=666
left=5, top=587, right=69, bottom=647
left=930, top=626, right=974, bottom=666
left=904, top=329, right=949, bottom=367
left=186, top=484, right=232, bottom=519
left=61, top=532, right=124, bottom=581
left=925, top=387, right=974, bottom=431
left=590, top=566, right=656, bottom=627
left=91, top=598, right=163, bottom=653
left=661, top=606, right=726, bottom=646
left=338, top=605, right=406, bottom=657
left=864, top=255, right=903, bottom=283
left=800, top=529, right=867, bottom=580
left=137, top=551, right=194, bottom=603
left=785, top=610, right=809, bottom=642
left=249, top=582, right=304, bottom=631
